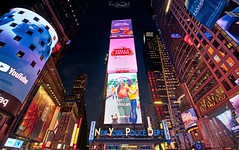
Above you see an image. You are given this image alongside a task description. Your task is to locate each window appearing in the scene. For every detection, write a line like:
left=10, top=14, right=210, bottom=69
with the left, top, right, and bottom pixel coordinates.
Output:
left=215, top=70, right=222, bottom=78
left=0, top=41, right=6, bottom=48
left=29, top=44, right=36, bottom=51
left=22, top=19, right=29, bottom=23
left=214, top=55, right=221, bottom=63
left=10, top=23, right=17, bottom=27
left=235, top=67, right=239, bottom=76
left=45, top=25, right=50, bottom=30
left=233, top=50, right=239, bottom=60
left=218, top=33, right=224, bottom=41
left=222, top=80, right=231, bottom=91
left=26, top=30, right=33, bottom=36
left=209, top=61, right=215, bottom=69
left=13, top=35, right=22, bottom=42
left=228, top=74, right=237, bottom=86
left=16, top=50, right=25, bottom=58
left=204, top=53, right=209, bottom=60
left=30, top=61, right=36, bottom=67
left=33, top=17, right=39, bottom=22
left=212, top=40, right=220, bottom=48
left=38, top=28, right=43, bottom=33
left=208, top=47, right=214, bottom=55
left=226, top=57, right=235, bottom=67
left=40, top=55, right=44, bottom=60
left=219, top=48, right=227, bottom=57
left=225, top=41, right=233, bottom=50
left=220, top=63, right=228, bottom=73
left=40, top=40, right=45, bottom=47
left=18, top=11, right=24, bottom=14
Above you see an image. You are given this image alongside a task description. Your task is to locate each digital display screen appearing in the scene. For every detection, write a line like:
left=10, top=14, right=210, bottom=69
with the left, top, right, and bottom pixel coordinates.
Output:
left=181, top=108, right=198, bottom=129
left=107, top=38, right=138, bottom=73
left=217, top=6, right=239, bottom=45
left=16, top=85, right=56, bottom=142
left=110, top=19, right=133, bottom=38
left=104, top=73, right=142, bottom=124
left=185, top=0, right=226, bottom=29
left=0, top=8, right=58, bottom=103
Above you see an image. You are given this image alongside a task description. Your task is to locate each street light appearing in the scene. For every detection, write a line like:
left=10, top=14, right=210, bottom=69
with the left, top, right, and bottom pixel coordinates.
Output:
left=153, top=101, right=181, bottom=150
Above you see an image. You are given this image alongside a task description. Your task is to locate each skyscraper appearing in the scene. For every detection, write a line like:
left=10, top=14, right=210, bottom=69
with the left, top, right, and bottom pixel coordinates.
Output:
left=151, top=0, right=239, bottom=149
left=143, top=31, right=182, bottom=149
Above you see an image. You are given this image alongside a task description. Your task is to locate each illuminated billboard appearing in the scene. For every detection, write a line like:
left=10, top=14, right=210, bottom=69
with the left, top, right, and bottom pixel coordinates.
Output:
left=217, top=6, right=239, bottom=45
left=230, top=93, right=239, bottom=114
left=104, top=73, right=142, bottom=124
left=216, top=110, right=239, bottom=133
left=107, top=38, right=138, bottom=73
left=110, top=19, right=133, bottom=38
left=16, top=85, right=57, bottom=142
left=185, top=0, right=226, bottom=29
left=0, top=8, right=58, bottom=104
left=181, top=108, right=198, bottom=129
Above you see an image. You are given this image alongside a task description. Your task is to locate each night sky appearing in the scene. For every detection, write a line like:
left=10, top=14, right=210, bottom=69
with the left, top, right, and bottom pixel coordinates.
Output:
left=58, top=0, right=158, bottom=124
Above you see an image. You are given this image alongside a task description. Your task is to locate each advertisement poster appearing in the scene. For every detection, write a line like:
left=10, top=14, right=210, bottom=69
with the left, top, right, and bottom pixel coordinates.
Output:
left=104, top=73, right=142, bottom=124
left=110, top=19, right=133, bottom=38
left=216, top=109, right=239, bottom=133
left=181, top=108, right=198, bottom=129
left=0, top=8, right=58, bottom=103
left=107, top=38, right=137, bottom=73
left=185, top=0, right=226, bottom=29
left=217, top=6, right=239, bottom=45
left=16, top=86, right=56, bottom=142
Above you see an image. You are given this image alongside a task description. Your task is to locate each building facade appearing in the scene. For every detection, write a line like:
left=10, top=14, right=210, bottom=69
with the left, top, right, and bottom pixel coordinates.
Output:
left=151, top=0, right=239, bottom=149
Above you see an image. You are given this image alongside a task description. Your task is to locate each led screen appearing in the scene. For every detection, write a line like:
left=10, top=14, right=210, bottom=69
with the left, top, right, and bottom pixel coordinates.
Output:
left=107, top=38, right=137, bottom=73
left=171, top=33, right=181, bottom=38
left=217, top=6, right=239, bottom=45
left=181, top=108, right=198, bottom=129
left=110, top=19, right=133, bottom=38
left=104, top=73, right=142, bottom=124
left=216, top=110, right=239, bottom=133
left=0, top=8, right=58, bottom=103
left=230, top=93, right=239, bottom=114
left=4, top=138, right=24, bottom=148
left=16, top=85, right=56, bottom=142
left=185, top=0, right=226, bottom=29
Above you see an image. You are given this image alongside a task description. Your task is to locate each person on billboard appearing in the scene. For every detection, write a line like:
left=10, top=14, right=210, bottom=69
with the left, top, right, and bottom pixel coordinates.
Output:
left=127, top=80, right=138, bottom=124
left=107, top=79, right=131, bottom=123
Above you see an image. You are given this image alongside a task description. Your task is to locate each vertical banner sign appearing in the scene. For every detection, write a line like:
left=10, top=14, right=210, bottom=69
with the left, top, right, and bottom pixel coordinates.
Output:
left=70, top=124, right=78, bottom=147
left=89, top=121, right=96, bottom=143
left=72, top=118, right=82, bottom=150
left=162, top=120, right=171, bottom=144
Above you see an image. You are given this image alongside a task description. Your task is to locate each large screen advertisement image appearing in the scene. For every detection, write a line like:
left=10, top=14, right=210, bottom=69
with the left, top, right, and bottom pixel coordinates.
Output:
left=110, top=19, right=133, bottom=38
left=184, top=0, right=226, bottom=29
left=216, top=110, right=239, bottom=133
left=107, top=38, right=137, bottom=73
left=104, top=73, right=142, bottom=124
left=181, top=108, right=198, bottom=129
left=217, top=6, right=239, bottom=45
left=0, top=8, right=58, bottom=103
left=16, top=85, right=56, bottom=142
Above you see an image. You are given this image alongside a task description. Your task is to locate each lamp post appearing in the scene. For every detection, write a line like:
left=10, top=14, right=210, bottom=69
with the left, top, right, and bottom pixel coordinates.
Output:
left=153, top=101, right=181, bottom=150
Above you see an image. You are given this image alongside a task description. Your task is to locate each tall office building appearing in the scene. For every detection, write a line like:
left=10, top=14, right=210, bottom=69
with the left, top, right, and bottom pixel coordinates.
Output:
left=151, top=0, right=239, bottom=149
left=0, top=1, right=89, bottom=149
left=88, top=19, right=172, bottom=150
left=143, top=31, right=182, bottom=149
left=71, top=73, right=88, bottom=150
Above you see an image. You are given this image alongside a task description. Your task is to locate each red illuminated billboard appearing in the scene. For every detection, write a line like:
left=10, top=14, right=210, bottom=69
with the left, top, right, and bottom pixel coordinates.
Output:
left=0, top=8, right=58, bottom=106
left=107, top=38, right=138, bottom=73
left=16, top=85, right=57, bottom=142
left=104, top=73, right=142, bottom=124
left=110, top=19, right=133, bottom=38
